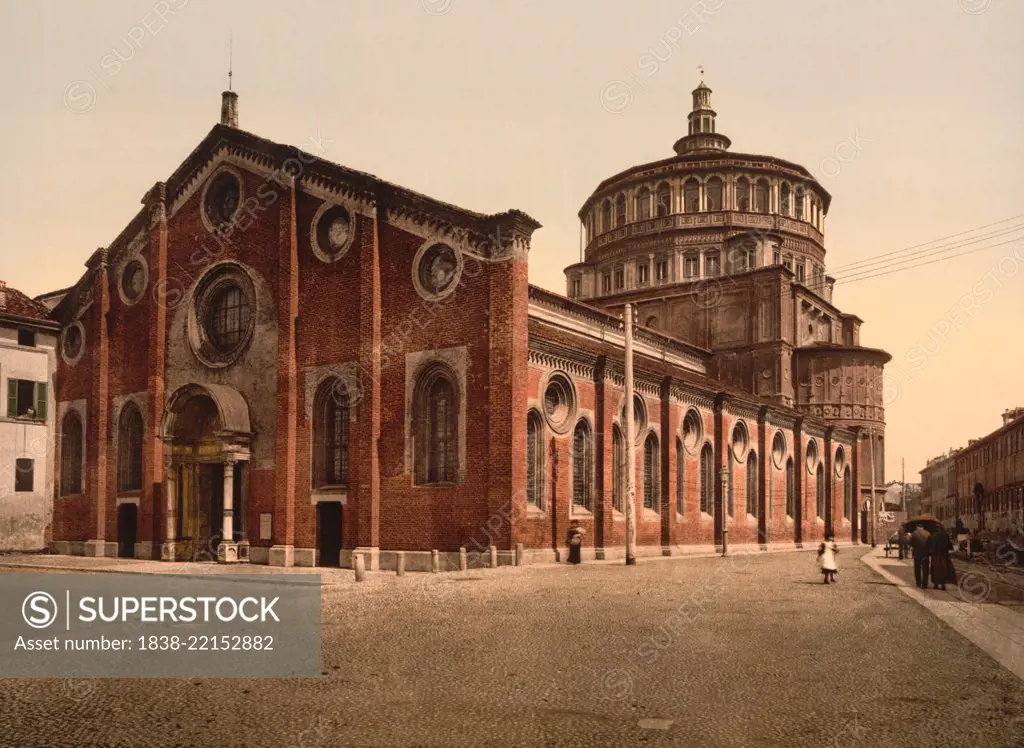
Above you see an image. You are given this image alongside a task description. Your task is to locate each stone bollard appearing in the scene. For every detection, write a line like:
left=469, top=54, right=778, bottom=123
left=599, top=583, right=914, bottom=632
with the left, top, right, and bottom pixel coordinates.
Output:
left=431, top=549, right=440, bottom=573
left=396, top=552, right=406, bottom=577
left=354, top=554, right=366, bottom=582
left=459, top=547, right=468, bottom=572
left=489, top=545, right=498, bottom=569
left=515, top=543, right=524, bottom=567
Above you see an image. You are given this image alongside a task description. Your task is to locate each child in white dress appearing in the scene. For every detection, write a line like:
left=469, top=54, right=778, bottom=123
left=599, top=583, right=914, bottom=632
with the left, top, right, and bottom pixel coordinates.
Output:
left=818, top=534, right=839, bottom=584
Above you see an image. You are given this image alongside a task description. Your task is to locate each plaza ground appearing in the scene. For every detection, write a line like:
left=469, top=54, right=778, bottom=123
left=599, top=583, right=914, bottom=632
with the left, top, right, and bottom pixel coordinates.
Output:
left=2, top=546, right=1023, bottom=747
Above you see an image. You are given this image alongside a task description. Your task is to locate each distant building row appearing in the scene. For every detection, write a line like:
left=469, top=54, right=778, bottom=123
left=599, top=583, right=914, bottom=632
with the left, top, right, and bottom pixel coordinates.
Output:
left=920, top=407, right=1024, bottom=533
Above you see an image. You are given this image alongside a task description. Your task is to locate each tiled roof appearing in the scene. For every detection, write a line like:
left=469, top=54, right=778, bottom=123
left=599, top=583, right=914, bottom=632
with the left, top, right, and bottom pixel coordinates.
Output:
left=0, top=283, right=58, bottom=326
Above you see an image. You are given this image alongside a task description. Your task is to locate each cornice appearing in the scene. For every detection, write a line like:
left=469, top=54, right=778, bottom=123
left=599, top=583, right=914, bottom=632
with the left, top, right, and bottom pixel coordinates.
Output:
left=669, top=382, right=716, bottom=411
left=527, top=345, right=595, bottom=380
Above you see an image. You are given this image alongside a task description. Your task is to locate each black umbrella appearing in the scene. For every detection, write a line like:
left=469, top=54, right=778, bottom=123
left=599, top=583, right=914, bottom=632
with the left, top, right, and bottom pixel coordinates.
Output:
left=902, top=516, right=944, bottom=533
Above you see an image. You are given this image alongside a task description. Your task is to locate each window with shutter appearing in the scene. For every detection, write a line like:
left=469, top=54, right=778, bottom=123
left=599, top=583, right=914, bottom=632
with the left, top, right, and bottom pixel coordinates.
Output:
left=35, top=382, right=47, bottom=421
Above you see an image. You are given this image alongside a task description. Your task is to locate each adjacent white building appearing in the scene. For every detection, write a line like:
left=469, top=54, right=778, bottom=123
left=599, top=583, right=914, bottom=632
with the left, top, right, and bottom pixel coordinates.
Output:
left=0, top=280, right=58, bottom=550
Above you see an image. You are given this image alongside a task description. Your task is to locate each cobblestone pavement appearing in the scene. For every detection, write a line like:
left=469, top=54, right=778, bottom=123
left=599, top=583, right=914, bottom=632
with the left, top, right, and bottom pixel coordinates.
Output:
left=2, top=546, right=1024, bottom=747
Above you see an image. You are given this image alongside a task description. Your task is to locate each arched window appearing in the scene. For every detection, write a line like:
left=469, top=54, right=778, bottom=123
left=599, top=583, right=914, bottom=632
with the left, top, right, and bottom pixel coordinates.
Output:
left=526, top=411, right=544, bottom=508
left=60, top=411, right=83, bottom=496
left=676, top=437, right=684, bottom=516
left=601, top=199, right=612, bottom=232
left=612, top=425, right=624, bottom=513
left=795, top=186, right=805, bottom=220
left=754, top=179, right=770, bottom=213
left=736, top=177, right=750, bottom=211
left=572, top=420, right=593, bottom=511
left=683, top=179, right=701, bottom=213
left=615, top=194, right=627, bottom=227
left=816, top=463, right=825, bottom=518
left=746, top=451, right=758, bottom=517
left=117, top=402, right=143, bottom=493
left=314, top=378, right=350, bottom=488
left=706, top=177, right=723, bottom=211
left=700, top=444, right=714, bottom=514
left=785, top=458, right=795, bottom=518
left=636, top=187, right=651, bottom=221
left=413, top=365, right=458, bottom=485
left=656, top=182, right=671, bottom=216
left=843, top=466, right=852, bottom=520
left=780, top=183, right=791, bottom=215
left=643, top=433, right=660, bottom=511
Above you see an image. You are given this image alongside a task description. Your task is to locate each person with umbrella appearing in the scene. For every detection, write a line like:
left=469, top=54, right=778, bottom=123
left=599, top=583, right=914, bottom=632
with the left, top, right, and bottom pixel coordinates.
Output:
left=927, top=524, right=956, bottom=590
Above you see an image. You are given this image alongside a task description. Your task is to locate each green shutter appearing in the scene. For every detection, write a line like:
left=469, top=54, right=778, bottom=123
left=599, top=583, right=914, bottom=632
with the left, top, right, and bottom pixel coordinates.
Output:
left=6, top=379, right=16, bottom=418
left=35, top=382, right=47, bottom=421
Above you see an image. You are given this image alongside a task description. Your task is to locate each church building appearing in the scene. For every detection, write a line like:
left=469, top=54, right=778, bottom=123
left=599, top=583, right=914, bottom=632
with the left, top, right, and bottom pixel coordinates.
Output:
left=44, top=82, right=888, bottom=568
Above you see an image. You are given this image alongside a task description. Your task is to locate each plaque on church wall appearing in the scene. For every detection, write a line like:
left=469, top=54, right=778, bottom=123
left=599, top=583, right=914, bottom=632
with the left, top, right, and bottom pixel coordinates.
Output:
left=260, top=513, right=272, bottom=540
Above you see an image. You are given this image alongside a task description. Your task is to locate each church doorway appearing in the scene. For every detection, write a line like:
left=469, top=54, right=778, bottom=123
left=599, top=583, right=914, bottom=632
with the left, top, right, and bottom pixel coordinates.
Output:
left=160, top=383, right=253, bottom=564
left=117, top=504, right=137, bottom=559
left=317, top=502, right=343, bottom=567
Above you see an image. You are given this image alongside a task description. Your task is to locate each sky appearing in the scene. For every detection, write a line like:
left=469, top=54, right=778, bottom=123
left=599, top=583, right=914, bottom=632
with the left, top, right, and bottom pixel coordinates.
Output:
left=0, top=0, right=1020, bottom=482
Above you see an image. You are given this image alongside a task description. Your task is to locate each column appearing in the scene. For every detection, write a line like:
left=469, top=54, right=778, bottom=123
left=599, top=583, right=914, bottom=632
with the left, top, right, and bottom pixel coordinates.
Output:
left=160, top=456, right=177, bottom=561
left=218, top=458, right=238, bottom=563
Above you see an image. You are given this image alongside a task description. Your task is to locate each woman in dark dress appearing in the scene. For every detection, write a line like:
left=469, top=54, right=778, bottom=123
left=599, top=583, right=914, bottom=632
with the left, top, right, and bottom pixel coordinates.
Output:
left=928, top=525, right=956, bottom=591
left=567, top=521, right=585, bottom=565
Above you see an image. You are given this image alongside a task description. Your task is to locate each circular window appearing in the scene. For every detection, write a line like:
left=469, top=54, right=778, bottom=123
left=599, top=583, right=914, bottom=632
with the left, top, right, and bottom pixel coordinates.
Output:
left=188, top=264, right=257, bottom=368
left=61, top=322, right=85, bottom=365
left=682, top=409, right=703, bottom=454
left=203, top=170, right=242, bottom=231
left=772, top=432, right=787, bottom=469
left=311, top=203, right=355, bottom=263
left=413, top=242, right=462, bottom=300
left=834, top=446, right=846, bottom=476
left=806, top=439, right=819, bottom=473
left=205, top=285, right=251, bottom=352
left=731, top=421, right=749, bottom=461
left=619, top=395, right=647, bottom=442
left=542, top=373, right=576, bottom=434
left=119, top=259, right=147, bottom=305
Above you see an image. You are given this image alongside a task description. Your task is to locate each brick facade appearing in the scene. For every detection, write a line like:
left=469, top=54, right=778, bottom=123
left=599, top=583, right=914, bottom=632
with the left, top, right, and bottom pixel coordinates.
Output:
left=43, top=91, right=873, bottom=567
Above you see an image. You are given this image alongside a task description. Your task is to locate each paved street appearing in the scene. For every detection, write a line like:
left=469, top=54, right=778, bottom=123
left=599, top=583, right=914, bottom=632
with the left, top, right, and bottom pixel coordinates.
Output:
left=2, top=547, right=1024, bottom=747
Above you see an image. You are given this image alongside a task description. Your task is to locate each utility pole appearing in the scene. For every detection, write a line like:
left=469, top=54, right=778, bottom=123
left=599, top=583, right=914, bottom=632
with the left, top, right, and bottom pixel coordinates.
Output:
left=901, top=458, right=906, bottom=516
left=868, top=425, right=876, bottom=547
left=623, top=303, right=637, bottom=565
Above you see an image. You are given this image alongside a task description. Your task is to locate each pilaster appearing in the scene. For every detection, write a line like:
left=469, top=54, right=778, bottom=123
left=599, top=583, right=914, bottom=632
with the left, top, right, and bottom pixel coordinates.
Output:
left=272, top=173, right=299, bottom=564
left=354, top=192, right=383, bottom=555
left=142, top=182, right=167, bottom=553
left=86, top=249, right=111, bottom=547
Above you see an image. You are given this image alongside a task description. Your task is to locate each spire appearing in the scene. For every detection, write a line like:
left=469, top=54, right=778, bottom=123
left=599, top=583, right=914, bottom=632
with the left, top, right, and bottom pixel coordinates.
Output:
left=220, top=34, right=238, bottom=127
left=672, top=73, right=731, bottom=156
